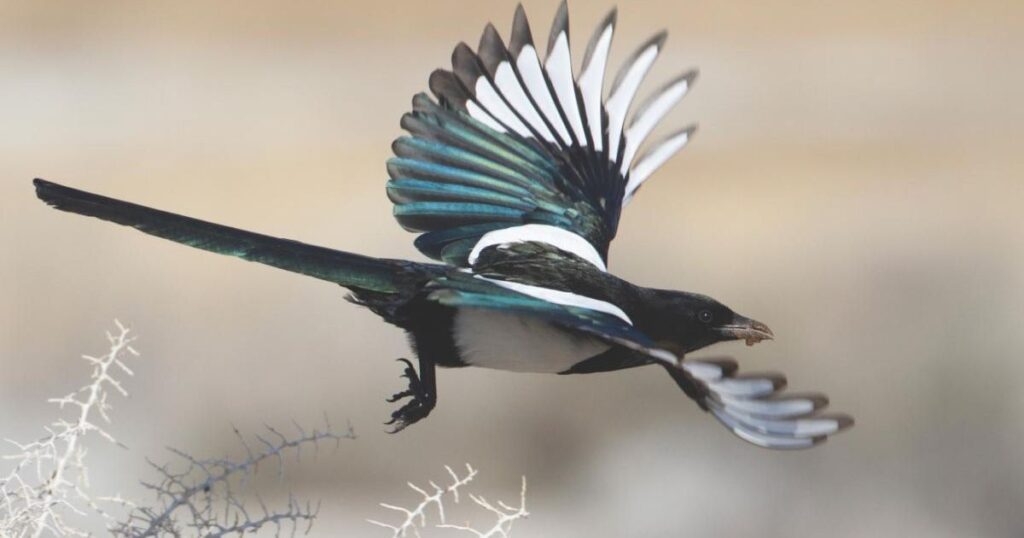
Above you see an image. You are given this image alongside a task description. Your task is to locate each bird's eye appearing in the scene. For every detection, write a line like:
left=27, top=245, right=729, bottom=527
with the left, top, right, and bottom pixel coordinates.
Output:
left=698, top=310, right=713, bottom=323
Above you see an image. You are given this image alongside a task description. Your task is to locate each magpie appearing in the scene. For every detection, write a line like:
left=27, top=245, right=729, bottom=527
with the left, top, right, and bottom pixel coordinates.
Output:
left=33, top=2, right=853, bottom=448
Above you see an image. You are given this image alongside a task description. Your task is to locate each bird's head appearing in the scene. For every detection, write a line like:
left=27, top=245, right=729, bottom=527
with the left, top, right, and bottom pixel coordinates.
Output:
left=641, top=289, right=774, bottom=355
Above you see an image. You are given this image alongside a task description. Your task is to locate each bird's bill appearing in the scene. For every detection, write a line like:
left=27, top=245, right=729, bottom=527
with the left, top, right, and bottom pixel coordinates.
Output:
left=717, top=315, right=774, bottom=346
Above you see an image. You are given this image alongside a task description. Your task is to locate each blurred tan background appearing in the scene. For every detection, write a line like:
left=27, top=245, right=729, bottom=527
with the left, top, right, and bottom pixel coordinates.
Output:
left=2, top=0, right=1023, bottom=536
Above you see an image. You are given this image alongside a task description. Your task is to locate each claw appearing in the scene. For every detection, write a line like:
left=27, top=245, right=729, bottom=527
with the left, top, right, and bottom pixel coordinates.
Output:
left=384, top=357, right=436, bottom=433
left=386, top=389, right=413, bottom=403
left=386, top=400, right=427, bottom=433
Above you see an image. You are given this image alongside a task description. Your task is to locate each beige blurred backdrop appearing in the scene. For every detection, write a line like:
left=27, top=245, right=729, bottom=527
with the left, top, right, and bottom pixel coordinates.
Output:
left=2, top=0, right=1023, bottom=536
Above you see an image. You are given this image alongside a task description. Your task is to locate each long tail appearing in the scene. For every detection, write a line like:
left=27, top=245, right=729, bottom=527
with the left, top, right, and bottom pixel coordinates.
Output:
left=34, top=179, right=411, bottom=294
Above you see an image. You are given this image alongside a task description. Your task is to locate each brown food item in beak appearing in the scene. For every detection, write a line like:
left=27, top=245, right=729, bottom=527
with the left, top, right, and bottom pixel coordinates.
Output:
left=723, top=317, right=774, bottom=346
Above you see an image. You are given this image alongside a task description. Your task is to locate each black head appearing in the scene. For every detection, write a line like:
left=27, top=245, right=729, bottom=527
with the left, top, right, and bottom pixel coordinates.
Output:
left=638, top=289, right=773, bottom=355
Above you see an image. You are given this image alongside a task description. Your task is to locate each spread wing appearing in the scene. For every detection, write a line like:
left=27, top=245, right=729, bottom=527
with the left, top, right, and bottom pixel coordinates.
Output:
left=388, top=2, right=696, bottom=269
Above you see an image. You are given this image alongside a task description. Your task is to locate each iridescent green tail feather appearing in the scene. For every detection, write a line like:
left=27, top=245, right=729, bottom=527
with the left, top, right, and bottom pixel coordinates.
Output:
left=33, top=179, right=410, bottom=294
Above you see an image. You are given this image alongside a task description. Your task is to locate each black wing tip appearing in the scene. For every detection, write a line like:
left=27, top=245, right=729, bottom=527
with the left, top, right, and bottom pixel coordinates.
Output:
left=480, top=22, right=502, bottom=47
left=691, top=356, right=739, bottom=376
left=546, top=0, right=570, bottom=56
left=831, top=413, right=856, bottom=431
left=428, top=69, right=469, bottom=107
left=581, top=7, right=618, bottom=69
left=451, top=41, right=476, bottom=67
left=733, top=372, right=787, bottom=391
left=779, top=392, right=831, bottom=412
left=609, top=30, right=669, bottom=95
left=509, top=3, right=534, bottom=57
left=513, top=2, right=527, bottom=20
left=603, top=6, right=619, bottom=27
left=648, top=29, right=669, bottom=49
left=660, top=69, right=699, bottom=90
left=452, top=42, right=485, bottom=88
left=683, top=68, right=700, bottom=84
left=769, top=373, right=787, bottom=391
left=478, top=23, right=508, bottom=73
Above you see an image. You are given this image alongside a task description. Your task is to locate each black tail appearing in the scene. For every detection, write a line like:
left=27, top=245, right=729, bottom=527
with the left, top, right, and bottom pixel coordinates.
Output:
left=34, top=179, right=411, bottom=294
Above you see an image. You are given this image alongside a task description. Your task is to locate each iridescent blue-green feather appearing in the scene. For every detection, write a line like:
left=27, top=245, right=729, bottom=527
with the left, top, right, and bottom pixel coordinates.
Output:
left=413, top=223, right=509, bottom=259
left=408, top=94, right=559, bottom=179
left=391, top=137, right=549, bottom=195
left=393, top=201, right=524, bottom=232
left=386, top=179, right=536, bottom=210
left=33, top=179, right=428, bottom=294
left=387, top=158, right=533, bottom=199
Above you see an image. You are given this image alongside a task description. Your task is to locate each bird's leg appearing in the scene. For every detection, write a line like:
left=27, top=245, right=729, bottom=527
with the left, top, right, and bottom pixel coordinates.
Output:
left=385, top=357, right=437, bottom=433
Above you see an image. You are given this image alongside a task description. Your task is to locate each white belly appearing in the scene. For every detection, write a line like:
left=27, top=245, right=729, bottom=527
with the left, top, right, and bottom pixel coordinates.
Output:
left=453, top=308, right=611, bottom=373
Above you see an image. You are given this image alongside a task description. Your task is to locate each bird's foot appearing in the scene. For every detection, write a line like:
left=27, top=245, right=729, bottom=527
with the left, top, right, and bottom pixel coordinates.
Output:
left=385, top=358, right=436, bottom=433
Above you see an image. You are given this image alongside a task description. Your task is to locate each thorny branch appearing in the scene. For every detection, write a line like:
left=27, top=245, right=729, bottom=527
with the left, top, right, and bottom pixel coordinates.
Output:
left=368, top=465, right=527, bottom=538
left=0, top=321, right=355, bottom=538
left=436, top=477, right=528, bottom=538
left=112, top=417, right=354, bottom=538
left=0, top=320, right=138, bottom=538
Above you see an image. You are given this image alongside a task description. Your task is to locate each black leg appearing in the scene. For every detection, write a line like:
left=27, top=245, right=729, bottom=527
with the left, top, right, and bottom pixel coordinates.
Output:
left=385, top=357, right=437, bottom=433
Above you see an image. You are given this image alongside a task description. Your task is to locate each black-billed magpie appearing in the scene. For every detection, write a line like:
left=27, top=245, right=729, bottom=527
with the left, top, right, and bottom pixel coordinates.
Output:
left=33, top=3, right=852, bottom=448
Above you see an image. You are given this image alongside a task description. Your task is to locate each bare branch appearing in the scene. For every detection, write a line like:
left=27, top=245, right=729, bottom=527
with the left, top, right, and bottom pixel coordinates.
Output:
left=370, top=466, right=527, bottom=538
left=112, top=417, right=354, bottom=538
left=0, top=321, right=138, bottom=537
left=436, top=477, right=528, bottom=538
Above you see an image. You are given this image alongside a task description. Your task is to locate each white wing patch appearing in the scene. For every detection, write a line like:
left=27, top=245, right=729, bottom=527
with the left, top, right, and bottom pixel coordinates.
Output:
left=624, top=127, right=694, bottom=204
left=606, top=38, right=663, bottom=160
left=468, top=224, right=608, bottom=272
left=448, top=4, right=696, bottom=213
left=578, top=16, right=615, bottom=151
left=516, top=44, right=573, bottom=145
left=545, top=32, right=588, bottom=144
left=493, top=61, right=557, bottom=142
left=620, top=73, right=694, bottom=173
left=477, top=276, right=631, bottom=324
left=473, top=76, right=533, bottom=137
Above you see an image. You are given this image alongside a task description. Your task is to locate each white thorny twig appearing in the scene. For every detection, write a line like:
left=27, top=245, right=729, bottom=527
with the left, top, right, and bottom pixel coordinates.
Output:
left=0, top=320, right=138, bottom=537
left=435, top=476, right=527, bottom=538
left=367, top=464, right=527, bottom=538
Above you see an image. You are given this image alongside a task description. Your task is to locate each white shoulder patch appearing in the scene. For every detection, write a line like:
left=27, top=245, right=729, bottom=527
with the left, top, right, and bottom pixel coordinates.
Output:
left=476, top=276, right=631, bottom=324
left=467, top=224, right=608, bottom=271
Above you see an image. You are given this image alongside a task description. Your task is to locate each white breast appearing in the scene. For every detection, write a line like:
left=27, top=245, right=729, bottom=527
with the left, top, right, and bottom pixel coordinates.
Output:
left=453, top=308, right=611, bottom=373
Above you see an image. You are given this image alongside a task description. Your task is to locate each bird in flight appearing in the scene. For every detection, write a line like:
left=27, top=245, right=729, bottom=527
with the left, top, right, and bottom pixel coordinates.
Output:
left=34, top=2, right=852, bottom=448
